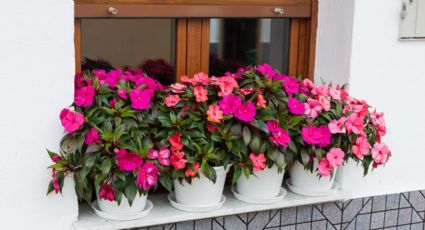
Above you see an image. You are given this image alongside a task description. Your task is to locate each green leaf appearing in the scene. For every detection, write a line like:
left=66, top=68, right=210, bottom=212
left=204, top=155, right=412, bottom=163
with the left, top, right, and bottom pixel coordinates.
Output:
left=125, top=181, right=138, bottom=206
left=249, top=120, right=269, bottom=134
left=101, top=159, right=112, bottom=175
left=289, top=116, right=304, bottom=127
left=159, top=174, right=173, bottom=193
left=85, top=155, right=97, bottom=168
left=201, top=162, right=217, bottom=183
left=249, top=135, right=261, bottom=153
left=242, top=126, right=252, bottom=145
left=232, top=165, right=242, bottom=184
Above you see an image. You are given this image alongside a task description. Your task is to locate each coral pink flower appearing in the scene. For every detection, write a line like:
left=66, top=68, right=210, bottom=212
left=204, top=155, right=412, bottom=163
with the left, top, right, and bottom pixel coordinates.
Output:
left=170, top=83, right=186, bottom=94
left=180, top=75, right=194, bottom=85
left=329, top=88, right=341, bottom=101
left=345, top=113, right=365, bottom=135
left=185, top=162, right=200, bottom=177
left=85, top=127, right=100, bottom=145
left=266, top=120, right=280, bottom=133
left=60, top=108, right=84, bottom=133
left=218, top=94, right=242, bottom=115
left=352, top=136, right=371, bottom=160
left=311, top=84, right=330, bottom=97
left=99, top=184, right=115, bottom=201
left=192, top=72, right=211, bottom=85
left=288, top=98, right=305, bottom=115
left=250, top=153, right=267, bottom=171
left=75, top=86, right=95, bottom=108
left=235, top=101, right=256, bottom=122
left=371, top=143, right=390, bottom=165
left=137, top=162, right=159, bottom=190
left=328, top=117, right=346, bottom=134
left=148, top=147, right=171, bottom=166
left=256, top=94, right=267, bottom=108
left=326, top=148, right=345, bottom=168
left=165, top=94, right=180, bottom=107
left=319, top=96, right=331, bottom=111
left=170, top=151, right=187, bottom=170
left=318, top=158, right=332, bottom=177
left=117, top=89, right=128, bottom=99
left=193, top=86, right=208, bottom=102
left=256, top=64, right=276, bottom=79
left=270, top=128, right=291, bottom=147
left=283, top=77, right=300, bottom=95
left=207, top=104, right=224, bottom=123
left=370, top=111, right=385, bottom=126
left=130, top=89, right=153, bottom=110
left=212, top=76, right=239, bottom=96
left=169, top=133, right=184, bottom=152
left=304, top=99, right=322, bottom=119
left=116, top=148, right=143, bottom=171
left=239, top=87, right=256, bottom=95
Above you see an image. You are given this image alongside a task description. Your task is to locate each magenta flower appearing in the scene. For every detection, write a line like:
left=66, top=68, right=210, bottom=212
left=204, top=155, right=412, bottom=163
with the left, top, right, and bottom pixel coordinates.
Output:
left=269, top=128, right=291, bottom=147
left=326, top=148, right=345, bottom=168
left=283, top=77, right=300, bottom=95
left=117, top=89, right=128, bottom=99
left=74, top=86, right=95, bottom=108
left=85, top=127, right=100, bottom=145
left=234, top=101, right=256, bottom=122
left=288, top=98, right=305, bottom=115
left=317, top=126, right=331, bottom=147
left=135, top=76, right=158, bottom=92
left=115, top=148, right=143, bottom=171
left=60, top=108, right=84, bottom=133
left=93, top=69, right=107, bottom=85
left=255, top=64, right=276, bottom=79
left=130, top=89, right=153, bottom=110
left=218, top=94, right=242, bottom=115
left=99, top=184, right=115, bottom=201
left=136, top=162, right=159, bottom=190
left=317, top=158, right=332, bottom=177
left=148, top=147, right=171, bottom=166
left=301, top=125, right=331, bottom=147
left=105, top=70, right=122, bottom=88
left=266, top=120, right=280, bottom=133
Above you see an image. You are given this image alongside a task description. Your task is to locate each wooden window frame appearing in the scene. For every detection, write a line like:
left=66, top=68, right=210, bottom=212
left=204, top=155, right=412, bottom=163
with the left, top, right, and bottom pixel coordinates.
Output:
left=74, top=0, right=318, bottom=80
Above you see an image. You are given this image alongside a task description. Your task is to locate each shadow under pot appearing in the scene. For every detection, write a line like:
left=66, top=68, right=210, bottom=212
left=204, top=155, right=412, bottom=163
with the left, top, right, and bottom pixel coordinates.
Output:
left=172, top=165, right=230, bottom=210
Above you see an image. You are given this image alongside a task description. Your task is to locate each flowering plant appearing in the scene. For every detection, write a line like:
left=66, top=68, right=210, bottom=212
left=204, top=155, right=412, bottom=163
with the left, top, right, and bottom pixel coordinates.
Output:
left=47, top=69, right=166, bottom=205
left=285, top=77, right=391, bottom=177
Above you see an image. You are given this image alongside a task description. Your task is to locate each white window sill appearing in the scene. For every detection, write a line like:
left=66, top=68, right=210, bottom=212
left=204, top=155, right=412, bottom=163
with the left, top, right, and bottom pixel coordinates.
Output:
left=73, top=187, right=350, bottom=230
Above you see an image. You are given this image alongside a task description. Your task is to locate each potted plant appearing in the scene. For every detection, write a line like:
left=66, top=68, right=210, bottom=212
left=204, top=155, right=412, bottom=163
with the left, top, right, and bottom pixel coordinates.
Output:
left=47, top=69, right=166, bottom=219
left=286, top=78, right=391, bottom=195
left=155, top=72, right=236, bottom=211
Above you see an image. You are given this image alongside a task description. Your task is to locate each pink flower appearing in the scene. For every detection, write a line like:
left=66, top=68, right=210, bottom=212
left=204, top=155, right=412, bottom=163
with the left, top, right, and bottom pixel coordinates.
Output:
left=250, top=153, right=267, bottom=171
left=239, top=87, right=256, bottom=95
left=170, top=151, right=187, bottom=170
left=60, top=108, right=84, bottom=133
left=192, top=72, right=211, bottom=85
left=74, top=86, right=95, bottom=108
left=345, top=113, right=365, bottom=135
left=169, top=133, right=184, bottom=152
left=328, top=117, right=346, bottom=134
left=326, top=148, right=345, bottom=168
left=218, top=94, right=242, bottom=115
left=256, top=64, right=276, bottom=79
left=288, top=98, right=305, bottom=115
left=304, top=99, right=322, bottom=119
left=371, top=143, right=390, bottom=165
left=51, top=169, right=60, bottom=193
left=130, top=89, right=153, bottom=110
left=283, top=77, right=300, bottom=95
left=136, top=162, right=159, bottom=190
left=329, top=88, right=341, bottom=100
left=185, top=162, right=200, bottom=177
left=319, top=96, right=331, bottom=111
left=117, top=89, right=128, bottom=99
left=165, top=94, right=180, bottom=107
left=270, top=128, right=291, bottom=147
left=317, top=158, right=332, bottom=177
left=235, top=101, right=256, bottom=122
left=311, top=84, right=330, bottom=97
left=256, top=94, right=267, bottom=108
left=207, top=104, right=224, bottom=123
left=193, top=86, right=208, bottom=102
left=370, top=111, right=387, bottom=137
left=148, top=147, right=171, bottom=166
left=352, top=136, right=371, bottom=160
left=170, top=83, right=186, bottom=94
left=180, top=75, right=194, bottom=85
left=212, top=76, right=239, bottom=96
left=85, top=127, right=100, bottom=145
left=99, top=184, right=115, bottom=201
left=116, top=148, right=143, bottom=171
left=266, top=120, right=280, bottom=133
left=52, top=155, right=61, bottom=162
left=302, top=79, right=316, bottom=89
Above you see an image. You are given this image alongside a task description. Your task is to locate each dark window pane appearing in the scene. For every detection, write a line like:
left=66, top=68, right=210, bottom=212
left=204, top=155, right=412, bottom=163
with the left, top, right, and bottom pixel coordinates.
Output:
left=81, top=19, right=176, bottom=85
left=209, top=18, right=290, bottom=76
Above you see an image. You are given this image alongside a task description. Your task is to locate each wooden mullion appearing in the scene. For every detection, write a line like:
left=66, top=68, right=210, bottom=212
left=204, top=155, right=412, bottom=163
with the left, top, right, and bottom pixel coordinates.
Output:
left=75, top=19, right=82, bottom=73
left=200, top=19, right=210, bottom=74
left=176, top=19, right=188, bottom=79
left=307, top=0, right=318, bottom=80
left=288, top=18, right=300, bottom=77
left=296, top=19, right=308, bottom=78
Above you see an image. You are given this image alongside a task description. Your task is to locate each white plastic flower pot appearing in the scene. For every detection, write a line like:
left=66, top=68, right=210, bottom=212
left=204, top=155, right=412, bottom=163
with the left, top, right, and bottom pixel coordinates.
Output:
left=289, top=161, right=336, bottom=192
left=96, top=190, right=147, bottom=214
left=236, top=165, right=284, bottom=198
left=173, top=166, right=230, bottom=207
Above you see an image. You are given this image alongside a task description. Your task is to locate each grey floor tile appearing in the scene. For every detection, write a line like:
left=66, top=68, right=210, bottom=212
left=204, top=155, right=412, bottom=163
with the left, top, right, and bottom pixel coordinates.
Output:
left=296, top=223, right=311, bottom=230
left=322, top=203, right=342, bottom=225
left=281, top=207, right=297, bottom=225
left=370, top=212, right=385, bottom=229
left=297, top=205, right=313, bottom=222
left=384, top=210, right=398, bottom=227
left=311, top=220, right=327, bottom=230
left=408, top=191, right=425, bottom=212
left=398, top=208, right=413, bottom=225
left=385, top=194, right=400, bottom=210
left=176, top=221, right=194, bottom=230
left=372, top=195, right=386, bottom=212
left=411, top=223, right=424, bottom=230
left=355, top=214, right=371, bottom=230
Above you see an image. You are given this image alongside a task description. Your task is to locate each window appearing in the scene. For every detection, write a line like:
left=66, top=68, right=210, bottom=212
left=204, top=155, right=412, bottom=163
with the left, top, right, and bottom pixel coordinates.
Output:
left=400, top=0, right=425, bottom=39
left=74, top=0, right=318, bottom=82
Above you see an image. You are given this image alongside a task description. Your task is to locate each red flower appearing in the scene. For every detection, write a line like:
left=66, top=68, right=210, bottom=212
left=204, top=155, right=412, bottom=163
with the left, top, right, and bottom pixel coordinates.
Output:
left=170, top=151, right=187, bottom=170
left=99, top=184, right=116, bottom=201
left=169, top=133, right=184, bottom=151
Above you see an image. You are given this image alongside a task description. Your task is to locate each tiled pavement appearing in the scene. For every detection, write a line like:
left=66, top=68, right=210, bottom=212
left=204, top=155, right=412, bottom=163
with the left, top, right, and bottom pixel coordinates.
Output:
left=133, top=190, right=425, bottom=230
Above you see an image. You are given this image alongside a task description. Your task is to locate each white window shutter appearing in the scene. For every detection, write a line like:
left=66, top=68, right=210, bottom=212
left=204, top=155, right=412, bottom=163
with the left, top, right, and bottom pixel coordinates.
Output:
left=400, top=0, right=425, bottom=39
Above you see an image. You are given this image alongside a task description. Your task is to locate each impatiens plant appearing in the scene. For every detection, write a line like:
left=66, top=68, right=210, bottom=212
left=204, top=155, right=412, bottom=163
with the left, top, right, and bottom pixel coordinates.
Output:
left=47, top=69, right=168, bottom=206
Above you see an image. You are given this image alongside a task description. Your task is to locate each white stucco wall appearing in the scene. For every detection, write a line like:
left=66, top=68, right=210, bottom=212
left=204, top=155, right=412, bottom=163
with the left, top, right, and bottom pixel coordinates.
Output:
left=0, top=1, right=78, bottom=229
left=317, top=0, right=425, bottom=197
